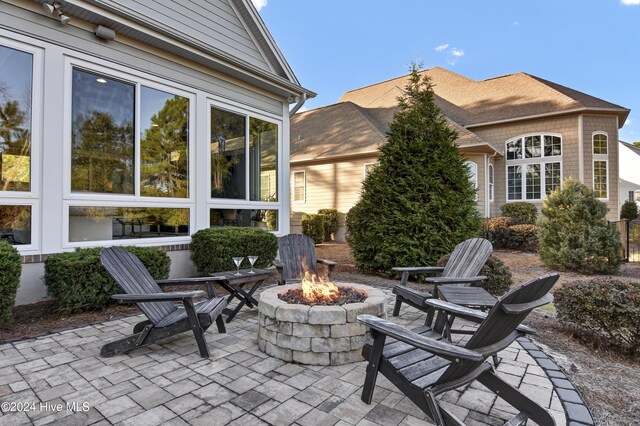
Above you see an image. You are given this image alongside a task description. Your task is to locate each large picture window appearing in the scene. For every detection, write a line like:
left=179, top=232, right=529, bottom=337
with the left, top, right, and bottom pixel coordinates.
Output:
left=506, top=134, right=562, bottom=201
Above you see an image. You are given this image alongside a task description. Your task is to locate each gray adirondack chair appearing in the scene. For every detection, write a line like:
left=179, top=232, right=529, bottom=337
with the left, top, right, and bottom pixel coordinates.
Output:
left=392, top=238, right=494, bottom=326
left=99, top=247, right=227, bottom=358
left=358, top=273, right=558, bottom=426
left=273, top=234, right=337, bottom=285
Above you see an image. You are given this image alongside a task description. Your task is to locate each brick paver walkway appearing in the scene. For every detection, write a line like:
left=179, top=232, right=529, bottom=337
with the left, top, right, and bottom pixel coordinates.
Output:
left=0, top=286, right=571, bottom=425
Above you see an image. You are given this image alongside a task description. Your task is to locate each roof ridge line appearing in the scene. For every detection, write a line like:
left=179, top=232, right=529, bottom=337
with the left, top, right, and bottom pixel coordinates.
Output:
left=349, top=104, right=389, bottom=141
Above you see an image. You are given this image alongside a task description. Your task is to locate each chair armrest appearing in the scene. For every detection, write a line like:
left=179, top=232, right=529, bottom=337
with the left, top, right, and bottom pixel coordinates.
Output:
left=112, top=290, right=205, bottom=303
left=317, top=259, right=338, bottom=266
left=156, top=277, right=222, bottom=286
left=357, top=314, right=483, bottom=362
left=391, top=266, right=445, bottom=274
left=425, top=275, right=487, bottom=284
left=273, top=260, right=284, bottom=268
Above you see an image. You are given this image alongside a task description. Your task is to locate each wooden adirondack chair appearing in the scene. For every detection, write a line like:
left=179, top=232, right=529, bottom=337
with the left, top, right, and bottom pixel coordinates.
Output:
left=273, top=234, right=337, bottom=285
left=392, top=238, right=494, bottom=326
left=99, top=247, right=227, bottom=358
left=358, top=273, right=558, bottom=426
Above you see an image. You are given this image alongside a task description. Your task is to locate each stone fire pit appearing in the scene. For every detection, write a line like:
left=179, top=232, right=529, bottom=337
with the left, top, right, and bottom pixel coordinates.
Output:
left=257, top=283, right=386, bottom=365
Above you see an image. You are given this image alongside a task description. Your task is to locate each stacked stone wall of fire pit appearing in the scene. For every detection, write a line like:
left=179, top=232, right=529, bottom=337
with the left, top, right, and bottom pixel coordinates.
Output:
left=257, top=283, right=386, bottom=366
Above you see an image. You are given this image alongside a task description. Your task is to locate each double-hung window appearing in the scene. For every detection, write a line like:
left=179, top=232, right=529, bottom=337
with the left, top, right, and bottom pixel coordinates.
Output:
left=0, top=38, right=42, bottom=249
left=506, top=134, right=562, bottom=201
left=293, top=171, right=305, bottom=203
left=67, top=65, right=194, bottom=244
left=592, top=132, right=608, bottom=199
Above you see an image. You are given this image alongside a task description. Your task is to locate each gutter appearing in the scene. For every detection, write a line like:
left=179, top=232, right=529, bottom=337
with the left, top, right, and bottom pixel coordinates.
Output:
left=289, top=93, right=307, bottom=117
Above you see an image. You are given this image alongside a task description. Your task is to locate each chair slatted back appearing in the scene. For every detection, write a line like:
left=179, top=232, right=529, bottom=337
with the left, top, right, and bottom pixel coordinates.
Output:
left=441, top=238, right=493, bottom=286
left=100, top=247, right=175, bottom=325
left=278, top=234, right=319, bottom=281
left=435, top=274, right=558, bottom=385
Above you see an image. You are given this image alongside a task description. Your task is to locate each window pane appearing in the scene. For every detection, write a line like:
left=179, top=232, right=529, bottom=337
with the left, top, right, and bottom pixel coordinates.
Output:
left=506, top=139, right=522, bottom=160
left=211, top=108, right=245, bottom=199
left=0, top=45, right=33, bottom=192
left=488, top=165, right=494, bottom=201
left=210, top=208, right=278, bottom=231
left=140, top=87, right=189, bottom=198
left=524, top=136, right=541, bottom=158
left=293, top=171, right=305, bottom=202
left=544, top=136, right=562, bottom=157
left=526, top=164, right=541, bottom=199
left=249, top=118, right=277, bottom=201
left=593, top=160, right=607, bottom=198
left=545, top=162, right=561, bottom=195
left=71, top=69, right=135, bottom=194
left=69, top=206, right=189, bottom=242
left=0, top=205, right=31, bottom=244
left=593, top=134, right=607, bottom=155
left=507, top=165, right=522, bottom=200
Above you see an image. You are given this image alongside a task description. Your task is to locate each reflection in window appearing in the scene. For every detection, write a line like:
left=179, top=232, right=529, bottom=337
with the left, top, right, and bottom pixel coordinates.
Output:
left=506, top=139, right=522, bottom=160
left=211, top=108, right=245, bottom=199
left=71, top=69, right=135, bottom=194
left=210, top=208, right=278, bottom=231
left=593, top=161, right=607, bottom=199
left=593, top=133, right=608, bottom=155
left=68, top=206, right=189, bottom=242
left=544, top=136, right=561, bottom=156
left=0, top=45, right=33, bottom=192
left=0, top=205, right=31, bottom=244
left=524, top=136, right=541, bottom=158
left=250, top=118, right=277, bottom=201
left=526, top=164, right=541, bottom=199
left=140, top=87, right=189, bottom=198
left=508, top=166, right=522, bottom=200
left=506, top=134, right=562, bottom=201
left=545, top=163, right=561, bottom=195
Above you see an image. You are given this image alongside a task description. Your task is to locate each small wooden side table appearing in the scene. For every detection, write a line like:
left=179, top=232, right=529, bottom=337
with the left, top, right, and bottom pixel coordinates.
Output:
left=210, top=269, right=271, bottom=323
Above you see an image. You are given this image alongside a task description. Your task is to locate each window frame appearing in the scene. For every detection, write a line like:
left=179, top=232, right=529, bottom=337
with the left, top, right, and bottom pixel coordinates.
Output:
left=592, top=131, right=608, bottom=200
left=363, top=161, right=379, bottom=178
left=465, top=160, right=478, bottom=201
left=504, top=133, right=563, bottom=202
left=0, top=35, right=44, bottom=252
left=488, top=164, right=494, bottom=203
left=292, top=170, right=306, bottom=203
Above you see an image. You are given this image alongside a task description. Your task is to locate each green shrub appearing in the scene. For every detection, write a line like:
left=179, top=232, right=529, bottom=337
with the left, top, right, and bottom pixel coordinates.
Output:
left=620, top=200, right=638, bottom=221
left=346, top=67, right=481, bottom=275
left=0, top=241, right=21, bottom=324
left=190, top=227, right=277, bottom=274
left=318, top=209, right=340, bottom=241
left=555, top=277, right=640, bottom=354
left=45, top=246, right=170, bottom=313
left=301, top=214, right=326, bottom=244
left=500, top=202, right=538, bottom=224
left=437, top=253, right=513, bottom=296
left=508, top=224, right=539, bottom=252
left=484, top=217, right=514, bottom=249
left=538, top=178, right=622, bottom=274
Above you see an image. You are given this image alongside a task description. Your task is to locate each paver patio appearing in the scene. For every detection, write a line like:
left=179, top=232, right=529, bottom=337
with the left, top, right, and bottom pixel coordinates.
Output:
left=0, top=286, right=580, bottom=425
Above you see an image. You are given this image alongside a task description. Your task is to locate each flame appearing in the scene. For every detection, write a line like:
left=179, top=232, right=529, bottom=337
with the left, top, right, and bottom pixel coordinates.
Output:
left=300, top=257, right=340, bottom=303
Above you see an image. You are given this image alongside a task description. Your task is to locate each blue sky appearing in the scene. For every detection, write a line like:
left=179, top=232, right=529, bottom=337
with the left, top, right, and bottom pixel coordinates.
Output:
left=254, top=0, right=640, bottom=142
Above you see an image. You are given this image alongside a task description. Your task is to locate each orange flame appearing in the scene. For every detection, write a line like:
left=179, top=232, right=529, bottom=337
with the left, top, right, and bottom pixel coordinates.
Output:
left=300, top=257, right=340, bottom=303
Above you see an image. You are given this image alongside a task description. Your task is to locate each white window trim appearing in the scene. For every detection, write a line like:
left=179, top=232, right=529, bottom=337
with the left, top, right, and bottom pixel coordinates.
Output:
left=592, top=131, right=608, bottom=200
left=592, top=131, right=608, bottom=155
left=292, top=170, right=306, bottom=203
left=0, top=35, right=44, bottom=253
left=488, top=164, right=494, bottom=203
left=505, top=133, right=563, bottom=202
left=363, top=162, right=379, bottom=179
left=465, top=161, right=478, bottom=201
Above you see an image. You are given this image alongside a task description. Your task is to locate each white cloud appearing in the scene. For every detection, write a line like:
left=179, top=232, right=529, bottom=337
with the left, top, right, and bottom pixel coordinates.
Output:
left=251, top=0, right=267, bottom=11
left=435, top=44, right=449, bottom=52
left=451, top=48, right=464, bottom=57
left=622, top=0, right=640, bottom=5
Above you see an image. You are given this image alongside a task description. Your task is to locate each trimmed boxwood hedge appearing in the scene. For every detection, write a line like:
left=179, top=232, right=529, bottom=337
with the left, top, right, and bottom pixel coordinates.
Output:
left=0, top=241, right=21, bottom=324
left=301, top=214, right=326, bottom=244
left=190, top=227, right=278, bottom=274
left=555, top=277, right=640, bottom=354
left=45, top=246, right=170, bottom=313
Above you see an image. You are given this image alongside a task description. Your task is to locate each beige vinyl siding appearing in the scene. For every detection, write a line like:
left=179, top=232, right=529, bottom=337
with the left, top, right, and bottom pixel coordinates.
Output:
left=290, top=156, right=379, bottom=240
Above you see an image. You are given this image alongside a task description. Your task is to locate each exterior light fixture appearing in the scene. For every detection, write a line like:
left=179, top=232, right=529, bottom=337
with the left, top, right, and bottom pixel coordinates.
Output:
left=42, top=3, right=57, bottom=14
left=59, top=13, right=70, bottom=25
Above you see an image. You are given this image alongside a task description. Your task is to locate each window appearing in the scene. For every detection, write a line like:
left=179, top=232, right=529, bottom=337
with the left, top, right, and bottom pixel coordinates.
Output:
left=210, top=208, right=277, bottom=231
left=592, top=132, right=608, bottom=199
left=506, top=134, right=562, bottom=201
left=250, top=117, right=278, bottom=201
left=465, top=161, right=478, bottom=200
left=488, top=164, right=494, bottom=202
left=293, top=171, right=305, bottom=203
left=364, top=162, right=378, bottom=177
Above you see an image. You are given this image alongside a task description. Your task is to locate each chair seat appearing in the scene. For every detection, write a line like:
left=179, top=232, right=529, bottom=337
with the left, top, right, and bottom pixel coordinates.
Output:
left=155, top=296, right=226, bottom=328
left=392, top=285, right=433, bottom=306
left=437, top=286, right=497, bottom=309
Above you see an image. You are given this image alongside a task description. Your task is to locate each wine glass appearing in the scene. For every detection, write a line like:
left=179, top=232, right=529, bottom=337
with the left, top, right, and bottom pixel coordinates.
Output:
left=247, top=256, right=258, bottom=273
left=232, top=256, right=244, bottom=275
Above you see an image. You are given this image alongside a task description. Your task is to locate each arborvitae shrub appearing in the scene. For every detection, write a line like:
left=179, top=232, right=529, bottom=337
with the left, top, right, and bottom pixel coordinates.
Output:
left=318, top=209, right=340, bottom=241
left=555, top=277, right=640, bottom=354
left=437, top=253, right=513, bottom=296
left=620, top=200, right=638, bottom=221
left=538, top=178, right=622, bottom=274
left=45, top=246, right=170, bottom=313
left=0, top=241, right=21, bottom=324
left=346, top=67, right=481, bottom=275
left=500, top=202, right=538, bottom=224
left=190, top=227, right=277, bottom=274
left=301, top=214, right=326, bottom=244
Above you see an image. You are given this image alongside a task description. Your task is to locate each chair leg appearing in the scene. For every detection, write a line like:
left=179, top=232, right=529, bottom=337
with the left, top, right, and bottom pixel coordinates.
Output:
left=361, top=330, right=386, bottom=404
left=392, top=296, right=403, bottom=316
left=216, top=315, right=226, bottom=333
left=184, top=299, right=210, bottom=358
left=133, top=320, right=152, bottom=334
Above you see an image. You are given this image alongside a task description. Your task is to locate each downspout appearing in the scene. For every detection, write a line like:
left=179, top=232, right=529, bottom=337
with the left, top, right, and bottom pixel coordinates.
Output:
left=289, top=93, right=307, bottom=117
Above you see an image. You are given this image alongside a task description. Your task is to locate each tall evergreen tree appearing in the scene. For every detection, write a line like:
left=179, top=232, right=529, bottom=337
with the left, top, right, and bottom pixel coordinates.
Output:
left=346, top=66, right=481, bottom=274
